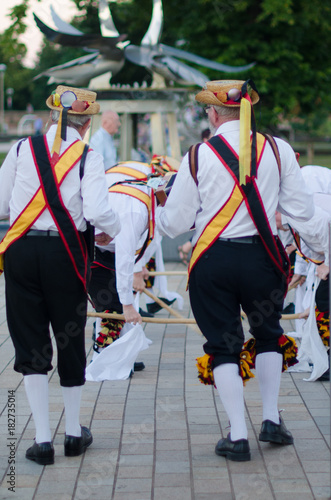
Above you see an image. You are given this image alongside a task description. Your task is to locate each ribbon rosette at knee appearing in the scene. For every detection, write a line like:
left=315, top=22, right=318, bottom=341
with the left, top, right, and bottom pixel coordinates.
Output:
left=94, top=311, right=125, bottom=350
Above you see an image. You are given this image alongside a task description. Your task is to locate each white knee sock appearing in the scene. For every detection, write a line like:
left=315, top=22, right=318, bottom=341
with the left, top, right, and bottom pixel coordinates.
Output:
left=256, top=352, right=282, bottom=424
left=24, top=374, right=52, bottom=444
left=62, top=386, right=82, bottom=437
left=213, top=363, right=248, bottom=441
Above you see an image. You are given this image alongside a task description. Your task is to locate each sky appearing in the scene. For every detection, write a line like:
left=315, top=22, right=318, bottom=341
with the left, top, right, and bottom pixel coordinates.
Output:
left=0, top=0, right=79, bottom=68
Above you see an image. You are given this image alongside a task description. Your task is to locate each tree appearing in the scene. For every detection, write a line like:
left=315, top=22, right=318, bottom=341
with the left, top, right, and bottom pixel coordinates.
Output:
left=0, top=0, right=36, bottom=110
left=160, top=0, right=331, bottom=132
left=2, top=0, right=331, bottom=139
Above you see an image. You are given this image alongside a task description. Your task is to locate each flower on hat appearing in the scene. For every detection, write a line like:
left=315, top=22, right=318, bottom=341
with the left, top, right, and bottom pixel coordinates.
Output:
left=53, top=93, right=61, bottom=107
left=216, top=91, right=228, bottom=103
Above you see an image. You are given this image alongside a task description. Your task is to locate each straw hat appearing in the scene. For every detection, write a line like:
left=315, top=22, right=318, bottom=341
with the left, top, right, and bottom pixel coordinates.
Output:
left=195, top=80, right=259, bottom=107
left=46, top=85, right=100, bottom=115
left=151, top=155, right=180, bottom=174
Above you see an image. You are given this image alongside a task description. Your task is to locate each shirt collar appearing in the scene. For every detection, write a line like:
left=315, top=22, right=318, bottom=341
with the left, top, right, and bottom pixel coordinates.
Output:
left=47, top=123, right=82, bottom=142
left=214, top=120, right=240, bottom=136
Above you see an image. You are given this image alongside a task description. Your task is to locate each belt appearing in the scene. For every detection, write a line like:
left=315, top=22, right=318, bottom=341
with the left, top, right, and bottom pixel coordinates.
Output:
left=25, top=230, right=60, bottom=237
left=219, top=235, right=261, bottom=244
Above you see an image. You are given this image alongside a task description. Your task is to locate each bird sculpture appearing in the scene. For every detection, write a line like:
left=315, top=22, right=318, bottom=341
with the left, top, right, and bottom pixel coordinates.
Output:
left=34, top=0, right=255, bottom=88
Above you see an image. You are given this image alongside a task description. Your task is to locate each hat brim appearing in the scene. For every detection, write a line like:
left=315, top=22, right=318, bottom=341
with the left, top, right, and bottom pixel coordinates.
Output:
left=46, top=95, right=100, bottom=115
left=195, top=88, right=259, bottom=107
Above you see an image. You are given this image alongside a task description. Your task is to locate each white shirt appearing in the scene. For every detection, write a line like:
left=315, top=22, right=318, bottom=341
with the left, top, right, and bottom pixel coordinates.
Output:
left=156, top=121, right=314, bottom=244
left=96, top=162, right=151, bottom=306
left=281, top=164, right=331, bottom=266
left=90, top=127, right=117, bottom=170
left=300, top=165, right=331, bottom=194
left=0, top=124, right=121, bottom=238
left=300, top=165, right=331, bottom=215
left=283, top=206, right=330, bottom=266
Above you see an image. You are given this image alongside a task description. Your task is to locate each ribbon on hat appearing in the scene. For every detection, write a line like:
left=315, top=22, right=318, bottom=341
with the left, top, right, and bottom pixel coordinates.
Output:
left=51, top=108, right=68, bottom=157
left=238, top=79, right=258, bottom=185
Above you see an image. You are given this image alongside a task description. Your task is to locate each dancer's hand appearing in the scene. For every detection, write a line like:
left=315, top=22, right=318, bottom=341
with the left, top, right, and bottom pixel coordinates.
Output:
left=123, top=304, right=142, bottom=325
left=289, top=274, right=306, bottom=288
left=95, top=232, right=112, bottom=245
left=317, top=263, right=329, bottom=281
left=133, top=272, right=146, bottom=293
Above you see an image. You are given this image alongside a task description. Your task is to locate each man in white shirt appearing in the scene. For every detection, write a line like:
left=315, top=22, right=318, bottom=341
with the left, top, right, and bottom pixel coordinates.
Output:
left=90, top=110, right=120, bottom=170
left=89, top=161, right=152, bottom=324
left=0, top=85, right=120, bottom=465
left=156, top=79, right=314, bottom=461
left=278, top=166, right=331, bottom=381
left=88, top=158, right=177, bottom=371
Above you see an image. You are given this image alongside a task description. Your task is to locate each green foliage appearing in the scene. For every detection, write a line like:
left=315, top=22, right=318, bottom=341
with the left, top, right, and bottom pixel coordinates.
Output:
left=0, top=0, right=36, bottom=109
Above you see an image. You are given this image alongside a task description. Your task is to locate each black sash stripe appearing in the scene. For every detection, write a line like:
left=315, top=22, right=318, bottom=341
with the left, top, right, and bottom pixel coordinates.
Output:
left=207, top=135, right=290, bottom=280
left=30, top=135, right=89, bottom=289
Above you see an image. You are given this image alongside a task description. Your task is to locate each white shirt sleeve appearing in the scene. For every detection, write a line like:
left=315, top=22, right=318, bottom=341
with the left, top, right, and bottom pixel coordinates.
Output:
left=156, top=153, right=200, bottom=238
left=115, top=206, right=149, bottom=305
left=284, top=206, right=330, bottom=266
left=0, top=143, right=19, bottom=219
left=294, top=253, right=309, bottom=276
left=81, top=150, right=121, bottom=238
left=276, top=139, right=315, bottom=222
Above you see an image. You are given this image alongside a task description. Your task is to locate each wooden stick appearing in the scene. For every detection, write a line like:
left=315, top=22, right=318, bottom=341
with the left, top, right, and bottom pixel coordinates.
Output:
left=143, top=288, right=202, bottom=335
left=241, top=311, right=302, bottom=321
left=147, top=271, right=188, bottom=276
left=281, top=313, right=302, bottom=320
left=287, top=281, right=300, bottom=292
left=87, top=311, right=197, bottom=324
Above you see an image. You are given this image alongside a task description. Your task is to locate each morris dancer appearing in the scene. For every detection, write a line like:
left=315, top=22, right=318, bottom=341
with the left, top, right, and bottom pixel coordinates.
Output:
left=277, top=188, right=330, bottom=381
left=0, top=85, right=120, bottom=465
left=88, top=157, right=176, bottom=372
left=156, top=79, right=314, bottom=461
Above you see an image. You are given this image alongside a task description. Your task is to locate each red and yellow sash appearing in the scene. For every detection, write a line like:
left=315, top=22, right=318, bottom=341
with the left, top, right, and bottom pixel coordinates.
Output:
left=106, top=162, right=150, bottom=180
left=188, top=133, right=267, bottom=278
left=0, top=139, right=86, bottom=275
left=108, top=183, right=155, bottom=261
left=288, top=226, right=324, bottom=265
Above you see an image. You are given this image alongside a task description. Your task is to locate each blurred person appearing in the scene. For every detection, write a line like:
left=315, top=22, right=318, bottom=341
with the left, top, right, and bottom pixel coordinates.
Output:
left=90, top=110, right=120, bottom=170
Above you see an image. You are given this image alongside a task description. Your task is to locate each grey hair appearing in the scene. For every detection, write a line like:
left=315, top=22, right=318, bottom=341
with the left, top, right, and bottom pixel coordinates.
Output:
left=213, top=105, right=240, bottom=120
left=51, top=110, right=91, bottom=129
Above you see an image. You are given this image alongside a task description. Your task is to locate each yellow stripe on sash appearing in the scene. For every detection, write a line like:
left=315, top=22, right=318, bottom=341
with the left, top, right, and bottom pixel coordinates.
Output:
left=188, top=184, right=244, bottom=275
left=295, top=250, right=324, bottom=265
left=108, top=184, right=150, bottom=207
left=0, top=141, right=85, bottom=274
left=106, top=165, right=149, bottom=180
left=187, top=133, right=266, bottom=282
left=108, top=184, right=154, bottom=258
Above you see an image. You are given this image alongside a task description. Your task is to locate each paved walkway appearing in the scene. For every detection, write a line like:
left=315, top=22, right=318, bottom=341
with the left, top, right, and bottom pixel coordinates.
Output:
left=0, top=262, right=330, bottom=500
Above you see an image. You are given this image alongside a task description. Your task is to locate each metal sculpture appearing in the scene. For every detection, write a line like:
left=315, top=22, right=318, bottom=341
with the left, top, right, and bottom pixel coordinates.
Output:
left=34, top=0, right=255, bottom=88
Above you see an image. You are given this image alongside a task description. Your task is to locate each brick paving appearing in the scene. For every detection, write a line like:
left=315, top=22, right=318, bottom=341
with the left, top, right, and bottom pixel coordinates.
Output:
left=0, top=262, right=330, bottom=500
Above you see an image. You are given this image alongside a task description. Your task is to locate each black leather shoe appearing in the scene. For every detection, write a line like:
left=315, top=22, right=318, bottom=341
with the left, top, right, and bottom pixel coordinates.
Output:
left=146, top=298, right=176, bottom=314
left=134, top=361, right=145, bottom=372
left=282, top=302, right=295, bottom=314
left=215, top=434, right=250, bottom=462
left=139, top=308, right=154, bottom=318
left=259, top=415, right=293, bottom=445
left=317, top=369, right=330, bottom=381
left=64, top=426, right=93, bottom=457
left=26, top=441, right=54, bottom=465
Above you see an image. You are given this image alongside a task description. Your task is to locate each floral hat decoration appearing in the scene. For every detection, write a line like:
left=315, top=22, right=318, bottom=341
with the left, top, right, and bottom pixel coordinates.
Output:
left=196, top=79, right=260, bottom=185
left=46, top=85, right=100, bottom=155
